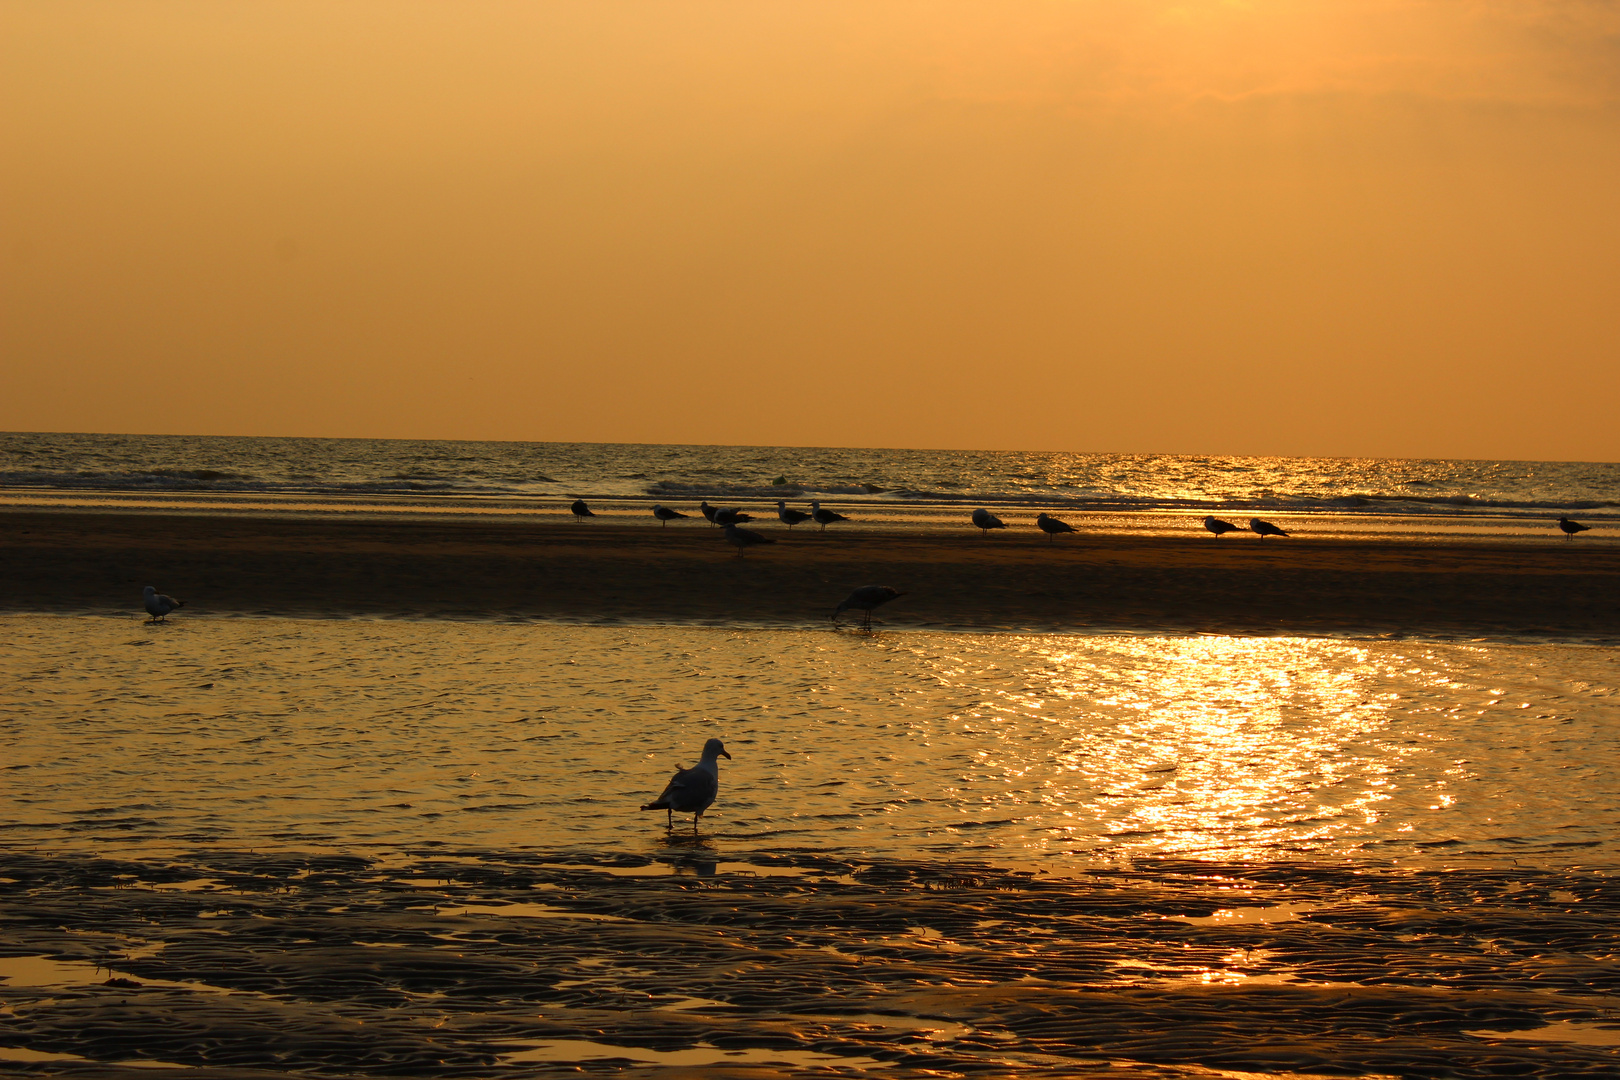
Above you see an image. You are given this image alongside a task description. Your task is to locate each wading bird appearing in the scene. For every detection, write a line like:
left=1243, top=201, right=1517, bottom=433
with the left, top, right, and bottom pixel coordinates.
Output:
left=832, top=585, right=904, bottom=629
left=1036, top=513, right=1075, bottom=542
left=641, top=738, right=731, bottom=832
left=1204, top=516, right=1240, bottom=537
left=652, top=505, right=688, bottom=527
left=142, top=585, right=184, bottom=623
left=810, top=501, right=849, bottom=531
left=570, top=499, right=595, bottom=522
left=699, top=501, right=719, bottom=525
left=777, top=501, right=812, bottom=528
left=714, top=507, right=753, bottom=526
left=723, top=523, right=774, bottom=557
left=1250, top=517, right=1289, bottom=540
left=971, top=508, right=1006, bottom=534
left=1558, top=517, right=1591, bottom=539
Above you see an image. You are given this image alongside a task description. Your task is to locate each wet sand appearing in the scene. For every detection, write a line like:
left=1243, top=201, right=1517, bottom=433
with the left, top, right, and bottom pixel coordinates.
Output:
left=2, top=849, right=1619, bottom=1077
left=5, top=509, right=1620, bottom=640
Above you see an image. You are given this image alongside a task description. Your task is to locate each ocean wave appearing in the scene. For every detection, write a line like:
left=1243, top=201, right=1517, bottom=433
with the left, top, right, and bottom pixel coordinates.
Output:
left=3, top=433, right=1617, bottom=524
left=647, top=481, right=809, bottom=498
left=0, top=468, right=258, bottom=489
left=4, top=466, right=1617, bottom=519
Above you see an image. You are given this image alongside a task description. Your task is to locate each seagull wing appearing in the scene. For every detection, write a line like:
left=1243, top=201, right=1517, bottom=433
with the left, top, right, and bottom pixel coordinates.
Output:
left=641, top=765, right=718, bottom=813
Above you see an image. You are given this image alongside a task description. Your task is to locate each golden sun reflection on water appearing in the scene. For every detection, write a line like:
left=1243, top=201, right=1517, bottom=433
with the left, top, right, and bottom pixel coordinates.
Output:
left=902, top=634, right=1448, bottom=861
left=4, top=617, right=1617, bottom=866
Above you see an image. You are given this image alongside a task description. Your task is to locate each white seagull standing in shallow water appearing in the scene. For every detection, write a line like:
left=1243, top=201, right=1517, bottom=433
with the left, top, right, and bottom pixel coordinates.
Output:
left=832, top=585, right=904, bottom=629
left=777, top=501, right=812, bottom=528
left=971, top=508, right=1007, bottom=534
left=652, top=505, right=688, bottom=527
left=1558, top=517, right=1591, bottom=539
left=143, top=586, right=184, bottom=622
left=1249, top=517, right=1289, bottom=540
left=1204, top=516, right=1240, bottom=537
left=723, top=523, right=774, bottom=557
left=641, top=738, right=731, bottom=831
left=810, top=501, right=849, bottom=531
left=1035, top=513, right=1075, bottom=542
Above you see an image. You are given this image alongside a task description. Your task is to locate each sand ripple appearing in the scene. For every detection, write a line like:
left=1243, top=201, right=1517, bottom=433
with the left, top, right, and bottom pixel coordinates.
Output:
left=3, top=851, right=1619, bottom=1077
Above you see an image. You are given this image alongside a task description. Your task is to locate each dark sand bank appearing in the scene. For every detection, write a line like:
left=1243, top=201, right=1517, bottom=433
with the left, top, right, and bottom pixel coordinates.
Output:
left=6, top=510, right=1620, bottom=639
left=3, top=849, right=1619, bottom=1077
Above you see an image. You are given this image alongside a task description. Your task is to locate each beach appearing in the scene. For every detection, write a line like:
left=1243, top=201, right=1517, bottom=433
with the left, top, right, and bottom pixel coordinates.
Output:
left=6, top=505, right=1620, bottom=1076
left=4, top=848, right=1620, bottom=1078
left=5, top=509, right=1620, bottom=640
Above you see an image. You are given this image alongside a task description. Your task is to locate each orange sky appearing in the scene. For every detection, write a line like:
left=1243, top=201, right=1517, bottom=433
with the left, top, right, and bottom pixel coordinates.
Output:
left=3, top=1, right=1618, bottom=458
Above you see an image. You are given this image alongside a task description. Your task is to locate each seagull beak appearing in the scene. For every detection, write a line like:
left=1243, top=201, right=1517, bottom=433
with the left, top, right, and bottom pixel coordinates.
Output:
left=721, top=749, right=732, bottom=759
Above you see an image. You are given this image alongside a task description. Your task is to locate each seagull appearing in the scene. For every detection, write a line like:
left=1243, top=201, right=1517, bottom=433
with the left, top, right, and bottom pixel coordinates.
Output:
left=652, top=505, right=689, bottom=527
left=699, top=501, right=720, bottom=526
left=142, top=585, right=184, bottom=622
left=570, top=499, right=595, bottom=522
left=723, top=523, right=774, bottom=557
left=810, top=501, right=849, bottom=531
left=1035, top=513, right=1076, bottom=542
left=1204, top=516, right=1240, bottom=537
left=1250, top=517, right=1289, bottom=540
left=641, top=738, right=731, bottom=832
left=833, top=585, right=904, bottom=629
left=714, top=507, right=754, bottom=526
left=777, top=501, right=812, bottom=528
left=1558, top=517, right=1591, bottom=539
left=971, top=508, right=1006, bottom=534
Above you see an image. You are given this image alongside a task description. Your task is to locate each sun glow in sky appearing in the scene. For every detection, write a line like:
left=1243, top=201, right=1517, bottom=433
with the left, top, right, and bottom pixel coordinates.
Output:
left=3, top=1, right=1618, bottom=458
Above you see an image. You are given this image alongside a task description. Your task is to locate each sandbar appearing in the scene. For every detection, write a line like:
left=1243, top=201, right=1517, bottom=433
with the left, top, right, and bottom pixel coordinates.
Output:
left=5, top=509, right=1619, bottom=640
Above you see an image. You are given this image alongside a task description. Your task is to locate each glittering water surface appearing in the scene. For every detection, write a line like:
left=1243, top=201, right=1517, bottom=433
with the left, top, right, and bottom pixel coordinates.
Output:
left=6, top=615, right=1616, bottom=868
left=4, top=431, right=1617, bottom=523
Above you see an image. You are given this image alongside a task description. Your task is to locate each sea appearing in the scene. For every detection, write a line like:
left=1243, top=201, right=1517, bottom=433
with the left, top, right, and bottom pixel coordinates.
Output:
left=3, top=431, right=1619, bottom=1075
left=3, top=430, right=1618, bottom=540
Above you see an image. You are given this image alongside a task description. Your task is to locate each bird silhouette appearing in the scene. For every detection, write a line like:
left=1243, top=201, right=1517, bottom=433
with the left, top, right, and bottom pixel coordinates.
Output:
left=972, top=508, right=1007, bottom=534
left=699, top=501, right=720, bottom=525
left=570, top=499, right=595, bottom=522
left=723, top=523, right=774, bottom=557
left=1558, top=517, right=1591, bottom=539
left=1249, top=517, right=1289, bottom=540
left=810, top=501, right=849, bottom=531
left=777, top=501, right=812, bottom=528
left=142, top=585, right=184, bottom=622
left=641, top=738, right=731, bottom=832
left=832, top=585, right=904, bottom=629
left=1204, top=516, right=1240, bottom=537
left=1035, top=513, right=1076, bottom=542
left=714, top=507, right=753, bottom=526
left=652, top=505, right=689, bottom=527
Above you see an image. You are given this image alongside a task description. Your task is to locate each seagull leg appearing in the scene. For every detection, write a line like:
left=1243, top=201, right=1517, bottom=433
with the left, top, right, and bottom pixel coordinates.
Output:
left=666, top=808, right=673, bottom=830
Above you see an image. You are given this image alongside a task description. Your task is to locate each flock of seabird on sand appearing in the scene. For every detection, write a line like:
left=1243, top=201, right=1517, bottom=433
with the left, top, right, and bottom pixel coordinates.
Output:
left=138, top=504, right=1599, bottom=834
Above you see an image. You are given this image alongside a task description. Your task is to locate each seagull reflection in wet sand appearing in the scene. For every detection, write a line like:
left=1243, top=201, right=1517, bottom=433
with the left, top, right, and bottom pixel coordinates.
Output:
left=641, top=738, right=730, bottom=832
